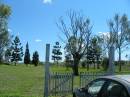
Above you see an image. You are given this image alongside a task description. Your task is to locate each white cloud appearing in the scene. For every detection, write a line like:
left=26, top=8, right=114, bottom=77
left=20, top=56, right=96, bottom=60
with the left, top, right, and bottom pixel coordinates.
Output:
left=17, top=32, right=20, bottom=36
left=43, top=0, right=52, bottom=4
left=8, top=29, right=12, bottom=32
left=98, top=32, right=110, bottom=42
left=98, top=31, right=122, bottom=41
left=98, top=32, right=110, bottom=38
left=35, top=39, right=42, bottom=42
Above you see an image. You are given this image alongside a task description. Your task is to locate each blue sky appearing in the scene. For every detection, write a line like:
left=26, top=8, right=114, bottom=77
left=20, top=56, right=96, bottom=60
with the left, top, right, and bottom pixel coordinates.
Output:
left=3, top=0, right=130, bottom=61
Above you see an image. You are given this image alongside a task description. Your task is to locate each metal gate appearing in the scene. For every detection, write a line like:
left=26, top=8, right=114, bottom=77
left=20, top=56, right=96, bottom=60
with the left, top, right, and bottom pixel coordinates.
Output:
left=49, top=73, right=74, bottom=96
left=48, top=72, right=108, bottom=96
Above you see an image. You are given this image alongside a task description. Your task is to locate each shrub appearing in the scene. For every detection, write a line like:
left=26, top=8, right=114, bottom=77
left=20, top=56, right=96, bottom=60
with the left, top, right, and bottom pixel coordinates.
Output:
left=101, top=57, right=109, bottom=71
left=81, top=60, right=87, bottom=68
left=115, top=60, right=126, bottom=66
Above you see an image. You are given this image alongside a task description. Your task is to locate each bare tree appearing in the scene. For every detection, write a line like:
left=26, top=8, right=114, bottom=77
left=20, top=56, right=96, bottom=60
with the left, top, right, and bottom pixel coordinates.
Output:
left=108, top=14, right=129, bottom=71
left=57, top=11, right=93, bottom=75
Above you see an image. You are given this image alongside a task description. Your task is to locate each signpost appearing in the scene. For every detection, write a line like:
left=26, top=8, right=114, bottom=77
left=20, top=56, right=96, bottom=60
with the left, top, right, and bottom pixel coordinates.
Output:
left=44, top=44, right=50, bottom=97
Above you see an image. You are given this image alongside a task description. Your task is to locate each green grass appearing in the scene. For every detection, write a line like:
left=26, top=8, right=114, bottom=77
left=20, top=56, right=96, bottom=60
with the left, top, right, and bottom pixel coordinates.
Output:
left=0, top=65, right=44, bottom=97
left=115, top=64, right=130, bottom=74
left=0, top=64, right=130, bottom=97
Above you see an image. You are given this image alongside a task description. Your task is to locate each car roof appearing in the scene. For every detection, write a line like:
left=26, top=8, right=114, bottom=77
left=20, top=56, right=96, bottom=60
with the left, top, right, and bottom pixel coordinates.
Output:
left=99, top=75, right=130, bottom=94
left=115, top=75, right=130, bottom=83
left=103, top=75, right=130, bottom=83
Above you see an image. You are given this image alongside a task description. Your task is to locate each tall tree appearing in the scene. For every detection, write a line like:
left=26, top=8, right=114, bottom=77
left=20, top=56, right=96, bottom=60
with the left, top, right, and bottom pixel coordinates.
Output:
left=32, top=51, right=39, bottom=66
left=86, top=46, right=94, bottom=70
left=10, top=36, right=23, bottom=65
left=57, top=11, right=93, bottom=75
left=52, top=42, right=62, bottom=65
left=108, top=14, right=129, bottom=71
left=24, top=42, right=30, bottom=66
left=90, top=36, right=102, bottom=69
left=0, top=3, right=11, bottom=62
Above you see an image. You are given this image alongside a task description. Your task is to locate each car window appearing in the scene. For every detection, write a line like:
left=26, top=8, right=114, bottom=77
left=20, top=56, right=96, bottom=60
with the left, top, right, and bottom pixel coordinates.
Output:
left=106, top=81, right=129, bottom=97
left=87, top=80, right=105, bottom=96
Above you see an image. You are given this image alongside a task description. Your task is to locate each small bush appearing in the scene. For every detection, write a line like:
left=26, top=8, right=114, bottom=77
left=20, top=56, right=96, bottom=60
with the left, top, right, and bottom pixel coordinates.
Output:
left=115, top=60, right=126, bottom=66
left=81, top=61, right=86, bottom=68
left=101, top=57, right=109, bottom=71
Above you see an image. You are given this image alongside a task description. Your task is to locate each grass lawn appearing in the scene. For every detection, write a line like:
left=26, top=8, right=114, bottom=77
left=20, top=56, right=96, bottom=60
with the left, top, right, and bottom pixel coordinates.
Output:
left=0, top=64, right=130, bottom=97
left=0, top=64, right=44, bottom=97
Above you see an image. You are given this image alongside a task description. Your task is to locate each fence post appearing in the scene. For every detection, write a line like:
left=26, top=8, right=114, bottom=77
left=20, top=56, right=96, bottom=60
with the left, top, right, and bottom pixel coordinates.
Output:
left=108, top=46, right=115, bottom=75
left=44, top=44, right=50, bottom=97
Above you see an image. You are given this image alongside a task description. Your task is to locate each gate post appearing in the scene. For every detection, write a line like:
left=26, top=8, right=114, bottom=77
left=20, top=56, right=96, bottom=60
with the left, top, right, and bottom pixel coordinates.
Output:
left=108, top=46, right=115, bottom=75
left=44, top=44, right=50, bottom=97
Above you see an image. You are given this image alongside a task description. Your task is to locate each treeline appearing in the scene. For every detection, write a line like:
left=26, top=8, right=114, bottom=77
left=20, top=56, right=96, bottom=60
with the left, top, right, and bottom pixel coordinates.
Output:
left=0, top=3, right=39, bottom=66
left=4, top=36, right=40, bottom=66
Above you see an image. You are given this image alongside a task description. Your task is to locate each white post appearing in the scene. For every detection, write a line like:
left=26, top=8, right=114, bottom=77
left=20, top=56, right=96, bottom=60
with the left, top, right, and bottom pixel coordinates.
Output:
left=108, top=46, right=115, bottom=75
left=44, top=44, right=50, bottom=97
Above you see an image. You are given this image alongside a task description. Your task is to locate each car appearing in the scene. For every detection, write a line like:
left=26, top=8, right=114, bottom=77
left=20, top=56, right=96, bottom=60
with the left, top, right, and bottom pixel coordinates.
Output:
left=73, top=75, right=130, bottom=97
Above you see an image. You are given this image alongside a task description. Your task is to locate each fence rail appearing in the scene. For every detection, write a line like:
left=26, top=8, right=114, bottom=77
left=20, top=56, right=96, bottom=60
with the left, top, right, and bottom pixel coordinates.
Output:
left=80, top=72, right=108, bottom=87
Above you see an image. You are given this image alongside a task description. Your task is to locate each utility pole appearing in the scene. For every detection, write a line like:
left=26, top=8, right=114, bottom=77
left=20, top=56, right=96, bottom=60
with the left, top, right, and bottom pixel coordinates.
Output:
left=44, top=44, right=50, bottom=97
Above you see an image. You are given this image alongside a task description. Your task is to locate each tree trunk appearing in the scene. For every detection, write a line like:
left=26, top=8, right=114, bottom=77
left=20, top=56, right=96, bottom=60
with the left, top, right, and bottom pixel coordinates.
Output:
left=94, top=63, right=96, bottom=69
left=87, top=64, right=89, bottom=71
left=97, top=59, right=100, bottom=69
left=57, top=60, right=58, bottom=66
left=119, top=47, right=121, bottom=71
left=14, top=62, right=16, bottom=66
left=0, top=55, right=3, bottom=63
left=73, top=59, right=80, bottom=76
left=97, top=62, right=100, bottom=69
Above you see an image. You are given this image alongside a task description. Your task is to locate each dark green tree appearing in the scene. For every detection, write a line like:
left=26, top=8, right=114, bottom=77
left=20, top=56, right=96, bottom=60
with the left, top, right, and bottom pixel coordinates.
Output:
left=86, top=37, right=102, bottom=70
left=10, top=36, right=23, bottom=65
left=32, top=51, right=39, bottom=66
left=101, top=57, right=109, bottom=71
left=81, top=60, right=87, bottom=68
left=0, top=3, right=11, bottom=63
left=52, top=42, right=62, bottom=65
left=24, top=42, right=30, bottom=66
left=91, top=37, right=102, bottom=69
left=86, top=46, right=94, bottom=70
